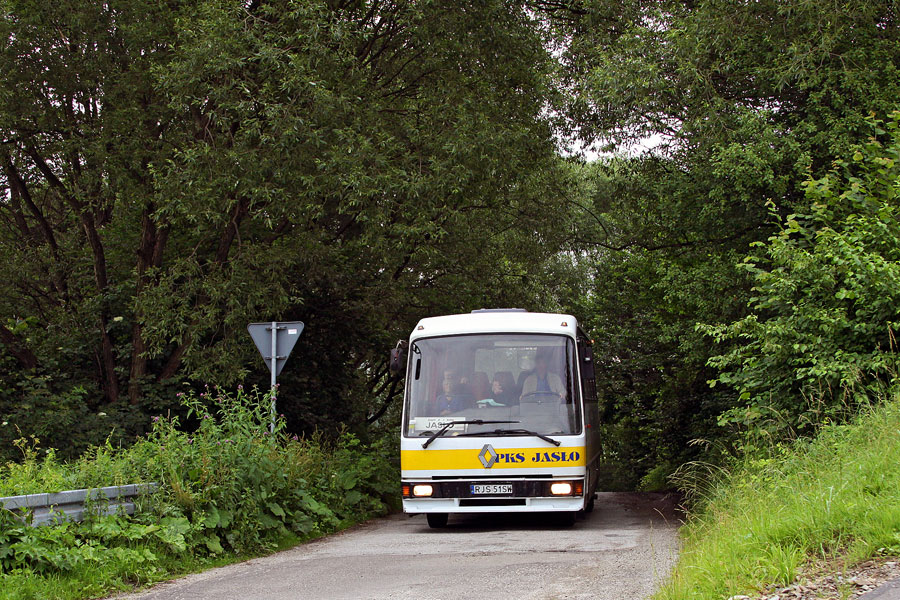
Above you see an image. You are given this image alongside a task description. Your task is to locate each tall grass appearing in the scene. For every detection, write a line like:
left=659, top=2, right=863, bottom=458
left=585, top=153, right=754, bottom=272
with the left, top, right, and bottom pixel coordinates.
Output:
left=656, top=393, right=900, bottom=599
left=0, top=436, right=147, bottom=497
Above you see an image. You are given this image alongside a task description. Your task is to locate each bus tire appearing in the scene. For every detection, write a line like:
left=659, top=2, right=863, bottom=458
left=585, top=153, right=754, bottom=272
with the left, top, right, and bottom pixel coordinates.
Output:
left=426, top=513, right=449, bottom=528
left=585, top=496, right=595, bottom=513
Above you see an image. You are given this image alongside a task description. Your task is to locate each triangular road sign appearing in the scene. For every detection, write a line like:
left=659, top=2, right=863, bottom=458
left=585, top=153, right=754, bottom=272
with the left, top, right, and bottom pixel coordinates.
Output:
left=247, top=321, right=304, bottom=375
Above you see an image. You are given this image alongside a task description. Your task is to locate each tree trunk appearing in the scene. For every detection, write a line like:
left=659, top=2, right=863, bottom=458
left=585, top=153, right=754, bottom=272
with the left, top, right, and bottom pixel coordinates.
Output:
left=2, top=152, right=69, bottom=301
left=366, top=377, right=401, bottom=424
left=158, top=334, right=190, bottom=382
left=27, top=147, right=120, bottom=402
left=158, top=198, right=248, bottom=382
left=128, top=210, right=168, bottom=404
left=128, top=321, right=147, bottom=404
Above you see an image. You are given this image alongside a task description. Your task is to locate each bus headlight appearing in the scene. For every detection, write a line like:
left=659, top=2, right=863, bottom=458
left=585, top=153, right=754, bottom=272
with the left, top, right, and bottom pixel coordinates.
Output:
left=412, top=484, right=434, bottom=497
left=550, top=482, right=573, bottom=495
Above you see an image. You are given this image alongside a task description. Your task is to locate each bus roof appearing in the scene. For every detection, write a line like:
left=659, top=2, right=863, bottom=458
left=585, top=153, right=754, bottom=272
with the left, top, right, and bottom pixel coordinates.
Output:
left=410, top=311, right=579, bottom=340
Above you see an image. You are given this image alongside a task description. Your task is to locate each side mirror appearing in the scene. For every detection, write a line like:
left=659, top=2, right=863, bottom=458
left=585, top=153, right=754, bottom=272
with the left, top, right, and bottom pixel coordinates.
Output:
left=389, top=341, right=407, bottom=376
left=581, top=344, right=595, bottom=379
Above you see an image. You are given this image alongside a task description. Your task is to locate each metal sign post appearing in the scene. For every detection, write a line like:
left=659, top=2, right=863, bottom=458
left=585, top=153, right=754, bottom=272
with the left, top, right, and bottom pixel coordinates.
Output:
left=247, top=321, right=304, bottom=432
left=269, top=321, right=277, bottom=430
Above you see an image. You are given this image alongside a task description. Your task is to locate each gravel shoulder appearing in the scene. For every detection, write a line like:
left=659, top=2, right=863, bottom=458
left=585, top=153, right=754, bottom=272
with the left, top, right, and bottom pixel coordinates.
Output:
left=731, top=558, right=900, bottom=600
left=114, top=492, right=681, bottom=600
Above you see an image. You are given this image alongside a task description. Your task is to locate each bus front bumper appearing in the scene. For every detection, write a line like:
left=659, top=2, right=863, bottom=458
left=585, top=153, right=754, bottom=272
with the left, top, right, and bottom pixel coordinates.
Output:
left=403, top=496, right=584, bottom=513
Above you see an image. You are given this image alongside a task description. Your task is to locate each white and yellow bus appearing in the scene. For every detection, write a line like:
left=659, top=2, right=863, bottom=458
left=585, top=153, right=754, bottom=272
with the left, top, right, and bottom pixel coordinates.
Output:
left=394, top=309, right=601, bottom=528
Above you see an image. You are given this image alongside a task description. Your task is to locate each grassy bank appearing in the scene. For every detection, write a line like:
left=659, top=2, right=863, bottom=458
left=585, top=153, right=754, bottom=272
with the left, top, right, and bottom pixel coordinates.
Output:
left=656, top=393, right=900, bottom=599
left=0, top=388, right=395, bottom=600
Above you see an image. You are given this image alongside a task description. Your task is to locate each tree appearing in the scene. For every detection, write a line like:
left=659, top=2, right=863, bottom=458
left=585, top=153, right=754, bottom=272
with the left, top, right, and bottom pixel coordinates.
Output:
left=0, top=0, right=570, bottom=456
left=550, top=0, right=900, bottom=484
left=704, top=114, right=900, bottom=433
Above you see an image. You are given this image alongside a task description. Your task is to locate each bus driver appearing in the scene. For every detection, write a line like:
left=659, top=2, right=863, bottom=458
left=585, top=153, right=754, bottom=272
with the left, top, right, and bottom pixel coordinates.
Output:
left=520, top=352, right=566, bottom=401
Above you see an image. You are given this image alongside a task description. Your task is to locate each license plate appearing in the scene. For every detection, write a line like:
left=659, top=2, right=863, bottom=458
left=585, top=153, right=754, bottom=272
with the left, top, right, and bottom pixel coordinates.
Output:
left=470, top=484, right=513, bottom=495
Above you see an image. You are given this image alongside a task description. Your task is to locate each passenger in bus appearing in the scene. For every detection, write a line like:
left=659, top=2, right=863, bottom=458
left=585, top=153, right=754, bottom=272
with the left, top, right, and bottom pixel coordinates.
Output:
left=494, top=371, right=518, bottom=398
left=489, top=374, right=517, bottom=405
left=435, top=378, right=461, bottom=415
left=476, top=374, right=516, bottom=408
left=519, top=353, right=566, bottom=401
left=436, top=370, right=472, bottom=415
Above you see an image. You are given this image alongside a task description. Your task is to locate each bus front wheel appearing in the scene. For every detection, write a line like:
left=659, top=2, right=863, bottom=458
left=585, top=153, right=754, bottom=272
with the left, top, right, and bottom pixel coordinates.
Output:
left=426, top=513, right=449, bottom=528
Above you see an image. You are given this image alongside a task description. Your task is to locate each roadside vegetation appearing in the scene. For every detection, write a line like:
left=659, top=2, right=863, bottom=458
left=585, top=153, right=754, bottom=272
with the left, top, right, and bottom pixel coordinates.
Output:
left=4, top=1, right=900, bottom=597
left=657, top=392, right=900, bottom=599
left=3, top=0, right=900, bottom=494
left=0, top=388, right=394, bottom=600
left=656, top=112, right=900, bottom=595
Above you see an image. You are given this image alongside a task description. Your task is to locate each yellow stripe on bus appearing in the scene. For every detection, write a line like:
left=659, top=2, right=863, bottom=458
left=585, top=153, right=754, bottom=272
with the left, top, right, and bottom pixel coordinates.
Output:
left=401, top=446, right=586, bottom=471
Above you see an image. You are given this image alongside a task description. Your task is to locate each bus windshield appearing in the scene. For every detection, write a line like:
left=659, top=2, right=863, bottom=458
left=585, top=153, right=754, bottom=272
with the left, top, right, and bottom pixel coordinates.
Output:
left=404, top=334, right=581, bottom=438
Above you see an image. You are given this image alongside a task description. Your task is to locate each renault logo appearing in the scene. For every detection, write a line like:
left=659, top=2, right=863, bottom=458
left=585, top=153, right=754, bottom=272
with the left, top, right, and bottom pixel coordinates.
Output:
left=478, top=444, right=498, bottom=469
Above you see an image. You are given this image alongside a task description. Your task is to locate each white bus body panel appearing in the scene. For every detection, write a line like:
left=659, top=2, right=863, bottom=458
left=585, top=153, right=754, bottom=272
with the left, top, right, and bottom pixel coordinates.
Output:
left=409, top=311, right=579, bottom=339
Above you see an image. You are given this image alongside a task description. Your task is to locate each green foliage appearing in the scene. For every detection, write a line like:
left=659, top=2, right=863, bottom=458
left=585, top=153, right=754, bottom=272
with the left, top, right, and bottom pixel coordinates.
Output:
left=0, top=0, right=570, bottom=456
left=563, top=157, right=755, bottom=488
left=563, top=0, right=900, bottom=161
left=0, top=512, right=163, bottom=576
left=657, top=391, right=900, bottom=599
left=0, top=386, right=394, bottom=599
left=704, top=113, right=900, bottom=434
left=135, top=386, right=394, bottom=554
left=0, top=440, right=140, bottom=497
left=0, top=367, right=160, bottom=463
left=3, top=0, right=898, bottom=505
left=552, top=0, right=900, bottom=485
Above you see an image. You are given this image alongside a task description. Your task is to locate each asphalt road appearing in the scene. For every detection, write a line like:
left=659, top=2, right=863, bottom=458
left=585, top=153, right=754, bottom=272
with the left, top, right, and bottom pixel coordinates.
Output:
left=116, top=492, right=681, bottom=600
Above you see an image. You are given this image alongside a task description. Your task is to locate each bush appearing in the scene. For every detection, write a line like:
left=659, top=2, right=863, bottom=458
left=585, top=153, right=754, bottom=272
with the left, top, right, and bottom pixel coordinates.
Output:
left=0, top=386, right=395, bottom=599
left=702, top=112, right=900, bottom=435
left=0, top=337, right=186, bottom=465
left=135, top=386, right=394, bottom=554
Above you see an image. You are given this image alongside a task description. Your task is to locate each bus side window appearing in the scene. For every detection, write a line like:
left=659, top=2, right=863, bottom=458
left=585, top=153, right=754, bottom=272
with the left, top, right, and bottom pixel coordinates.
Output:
left=578, top=338, right=599, bottom=424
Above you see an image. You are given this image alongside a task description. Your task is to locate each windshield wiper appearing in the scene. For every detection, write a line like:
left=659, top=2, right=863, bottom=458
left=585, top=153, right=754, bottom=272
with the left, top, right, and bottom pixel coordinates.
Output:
left=458, top=428, right=562, bottom=447
left=421, top=420, right=519, bottom=449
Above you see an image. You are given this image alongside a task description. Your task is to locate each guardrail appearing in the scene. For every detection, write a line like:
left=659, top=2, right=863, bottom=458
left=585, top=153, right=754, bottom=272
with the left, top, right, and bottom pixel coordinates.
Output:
left=0, top=483, right=158, bottom=526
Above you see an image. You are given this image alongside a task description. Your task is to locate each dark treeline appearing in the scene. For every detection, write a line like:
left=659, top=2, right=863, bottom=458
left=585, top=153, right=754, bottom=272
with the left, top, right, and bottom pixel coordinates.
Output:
left=0, top=0, right=570, bottom=458
left=2, top=0, right=900, bottom=487
left=557, top=0, right=900, bottom=487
